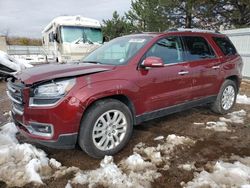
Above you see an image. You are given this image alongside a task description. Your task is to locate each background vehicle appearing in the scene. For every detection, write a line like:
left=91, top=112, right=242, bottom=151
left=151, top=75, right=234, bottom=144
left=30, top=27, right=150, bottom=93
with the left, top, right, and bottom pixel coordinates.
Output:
left=8, top=29, right=243, bottom=158
left=0, top=50, right=33, bottom=79
left=42, top=15, right=103, bottom=63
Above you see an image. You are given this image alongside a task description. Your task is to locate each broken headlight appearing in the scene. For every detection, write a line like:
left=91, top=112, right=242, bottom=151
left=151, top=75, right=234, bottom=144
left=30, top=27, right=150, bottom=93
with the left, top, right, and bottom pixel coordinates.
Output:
left=30, top=78, right=75, bottom=106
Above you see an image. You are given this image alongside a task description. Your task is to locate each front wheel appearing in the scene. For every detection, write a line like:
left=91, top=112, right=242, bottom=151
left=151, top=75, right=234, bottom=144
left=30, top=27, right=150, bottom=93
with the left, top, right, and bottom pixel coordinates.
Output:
left=210, top=79, right=237, bottom=114
left=78, top=99, right=133, bottom=158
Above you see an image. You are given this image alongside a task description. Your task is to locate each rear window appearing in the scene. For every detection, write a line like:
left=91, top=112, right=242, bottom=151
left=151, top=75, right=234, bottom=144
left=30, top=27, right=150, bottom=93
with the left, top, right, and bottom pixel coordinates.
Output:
left=213, top=37, right=237, bottom=56
left=182, top=36, right=216, bottom=61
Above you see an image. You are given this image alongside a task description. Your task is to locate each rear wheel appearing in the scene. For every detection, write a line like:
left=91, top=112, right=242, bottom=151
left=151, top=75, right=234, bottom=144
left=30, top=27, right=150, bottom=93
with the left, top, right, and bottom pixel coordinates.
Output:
left=78, top=99, right=133, bottom=158
left=210, top=79, right=237, bottom=114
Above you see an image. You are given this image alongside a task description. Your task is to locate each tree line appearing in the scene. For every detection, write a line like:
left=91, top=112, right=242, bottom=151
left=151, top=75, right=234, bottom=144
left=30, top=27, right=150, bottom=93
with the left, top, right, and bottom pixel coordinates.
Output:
left=102, top=0, right=250, bottom=40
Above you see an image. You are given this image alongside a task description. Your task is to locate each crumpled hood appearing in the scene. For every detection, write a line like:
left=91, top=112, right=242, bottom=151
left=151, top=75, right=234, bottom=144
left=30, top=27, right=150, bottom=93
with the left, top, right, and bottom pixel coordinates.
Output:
left=15, top=63, right=114, bottom=85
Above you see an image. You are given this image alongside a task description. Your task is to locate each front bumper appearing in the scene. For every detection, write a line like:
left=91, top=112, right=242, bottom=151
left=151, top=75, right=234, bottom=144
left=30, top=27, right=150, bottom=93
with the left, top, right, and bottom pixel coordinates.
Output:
left=9, top=92, right=83, bottom=149
left=6, top=77, right=85, bottom=149
left=13, top=116, right=77, bottom=149
left=12, top=112, right=78, bottom=149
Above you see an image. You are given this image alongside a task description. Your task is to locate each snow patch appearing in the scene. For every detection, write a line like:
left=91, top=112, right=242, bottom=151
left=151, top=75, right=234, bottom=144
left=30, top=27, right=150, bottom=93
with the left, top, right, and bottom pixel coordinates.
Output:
left=65, top=181, right=72, bottom=188
left=178, top=162, right=196, bottom=171
left=203, top=110, right=247, bottom=132
left=3, top=111, right=10, bottom=117
left=71, top=135, right=195, bottom=187
left=237, top=94, right=250, bottom=105
left=72, top=155, right=158, bottom=188
left=184, top=156, right=250, bottom=188
left=134, top=134, right=195, bottom=169
left=154, top=136, right=164, bottom=141
left=49, top=158, right=62, bottom=169
left=0, top=123, right=61, bottom=187
left=193, top=122, right=205, bottom=125
left=205, top=121, right=230, bottom=132
left=0, top=122, right=196, bottom=187
left=220, top=110, right=247, bottom=124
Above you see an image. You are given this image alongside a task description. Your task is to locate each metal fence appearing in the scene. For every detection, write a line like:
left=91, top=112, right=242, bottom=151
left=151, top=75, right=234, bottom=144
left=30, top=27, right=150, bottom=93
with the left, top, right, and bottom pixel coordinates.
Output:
left=222, top=28, right=250, bottom=78
left=7, top=45, right=46, bottom=64
left=7, top=45, right=45, bottom=55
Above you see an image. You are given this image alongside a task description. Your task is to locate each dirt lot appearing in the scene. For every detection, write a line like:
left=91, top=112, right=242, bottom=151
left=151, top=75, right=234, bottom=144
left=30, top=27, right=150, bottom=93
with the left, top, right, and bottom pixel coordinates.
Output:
left=1, top=80, right=250, bottom=187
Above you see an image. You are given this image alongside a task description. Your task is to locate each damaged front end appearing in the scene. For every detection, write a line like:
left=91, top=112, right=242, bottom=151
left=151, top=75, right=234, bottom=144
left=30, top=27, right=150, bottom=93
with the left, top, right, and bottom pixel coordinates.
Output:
left=6, top=62, right=113, bottom=149
left=7, top=75, right=80, bottom=149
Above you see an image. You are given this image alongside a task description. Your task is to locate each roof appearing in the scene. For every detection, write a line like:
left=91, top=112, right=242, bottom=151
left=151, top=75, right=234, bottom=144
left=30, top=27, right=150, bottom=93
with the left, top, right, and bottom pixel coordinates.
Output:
left=42, top=15, right=101, bottom=33
left=126, top=29, right=225, bottom=39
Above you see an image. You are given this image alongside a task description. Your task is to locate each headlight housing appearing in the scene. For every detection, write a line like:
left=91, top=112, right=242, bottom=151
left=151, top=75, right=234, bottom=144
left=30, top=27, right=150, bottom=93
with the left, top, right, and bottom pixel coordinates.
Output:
left=30, top=78, right=75, bottom=106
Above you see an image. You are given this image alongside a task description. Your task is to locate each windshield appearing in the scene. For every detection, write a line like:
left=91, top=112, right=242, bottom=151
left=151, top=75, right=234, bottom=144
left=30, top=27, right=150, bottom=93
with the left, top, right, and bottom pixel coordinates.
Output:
left=61, top=26, right=103, bottom=44
left=82, top=36, right=151, bottom=65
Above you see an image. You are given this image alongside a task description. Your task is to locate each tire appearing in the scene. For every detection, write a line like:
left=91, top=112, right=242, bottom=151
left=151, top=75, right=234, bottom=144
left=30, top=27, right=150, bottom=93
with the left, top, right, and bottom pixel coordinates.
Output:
left=210, top=79, right=237, bottom=114
left=78, top=99, right=133, bottom=158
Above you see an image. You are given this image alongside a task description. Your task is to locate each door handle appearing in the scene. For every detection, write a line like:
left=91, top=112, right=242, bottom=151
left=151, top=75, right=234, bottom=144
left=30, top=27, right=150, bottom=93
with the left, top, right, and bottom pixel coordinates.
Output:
left=212, top=65, right=220, bottom=69
left=178, top=71, right=189, bottom=75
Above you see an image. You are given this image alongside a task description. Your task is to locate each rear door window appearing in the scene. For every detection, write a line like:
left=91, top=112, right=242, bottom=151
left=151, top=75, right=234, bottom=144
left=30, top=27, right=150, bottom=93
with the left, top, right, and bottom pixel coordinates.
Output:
left=213, top=37, right=237, bottom=56
left=145, top=36, right=184, bottom=64
left=182, top=36, right=216, bottom=61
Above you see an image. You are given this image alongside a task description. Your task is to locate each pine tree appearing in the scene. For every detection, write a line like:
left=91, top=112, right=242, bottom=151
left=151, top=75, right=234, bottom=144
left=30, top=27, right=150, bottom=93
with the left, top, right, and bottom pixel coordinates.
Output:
left=102, top=11, right=135, bottom=40
left=125, top=0, right=169, bottom=32
left=216, top=0, right=250, bottom=28
left=161, top=0, right=220, bottom=29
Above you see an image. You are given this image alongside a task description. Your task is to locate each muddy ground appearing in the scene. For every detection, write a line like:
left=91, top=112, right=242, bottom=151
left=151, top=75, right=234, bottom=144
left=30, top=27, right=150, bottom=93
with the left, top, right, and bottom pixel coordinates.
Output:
left=1, top=80, right=250, bottom=188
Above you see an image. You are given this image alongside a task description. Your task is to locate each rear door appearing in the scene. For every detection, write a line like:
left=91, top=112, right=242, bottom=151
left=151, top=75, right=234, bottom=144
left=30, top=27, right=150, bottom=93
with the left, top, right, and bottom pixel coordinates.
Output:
left=181, top=35, right=222, bottom=100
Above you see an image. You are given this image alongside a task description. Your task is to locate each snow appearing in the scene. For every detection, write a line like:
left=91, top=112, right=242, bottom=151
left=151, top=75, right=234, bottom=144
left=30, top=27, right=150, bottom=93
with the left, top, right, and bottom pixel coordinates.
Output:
left=154, top=136, right=164, bottom=140
left=3, top=111, right=10, bottom=116
left=193, top=122, right=205, bottom=125
left=0, top=122, right=196, bottom=187
left=178, top=162, right=196, bottom=171
left=0, top=122, right=18, bottom=146
left=206, top=121, right=230, bottom=132
left=49, top=158, right=62, bottom=169
left=184, top=156, right=250, bottom=188
left=204, top=110, right=247, bottom=132
left=65, top=181, right=72, bottom=188
left=0, top=123, right=60, bottom=187
left=71, top=134, right=195, bottom=187
left=237, top=94, right=250, bottom=105
left=220, top=110, right=247, bottom=124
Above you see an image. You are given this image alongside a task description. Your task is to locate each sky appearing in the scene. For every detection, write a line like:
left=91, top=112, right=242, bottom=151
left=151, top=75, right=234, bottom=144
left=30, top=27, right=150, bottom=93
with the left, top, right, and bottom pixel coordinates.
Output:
left=0, top=0, right=131, bottom=38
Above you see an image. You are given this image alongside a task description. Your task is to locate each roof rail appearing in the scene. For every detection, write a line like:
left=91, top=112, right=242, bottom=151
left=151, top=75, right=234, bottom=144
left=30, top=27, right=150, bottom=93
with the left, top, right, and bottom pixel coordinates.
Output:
left=166, top=28, right=221, bottom=34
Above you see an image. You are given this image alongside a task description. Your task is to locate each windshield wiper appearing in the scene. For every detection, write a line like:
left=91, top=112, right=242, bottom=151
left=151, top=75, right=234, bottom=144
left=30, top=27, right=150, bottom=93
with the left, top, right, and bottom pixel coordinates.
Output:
left=81, top=61, right=102, bottom=64
left=74, top=37, right=94, bottom=44
left=86, top=38, right=93, bottom=44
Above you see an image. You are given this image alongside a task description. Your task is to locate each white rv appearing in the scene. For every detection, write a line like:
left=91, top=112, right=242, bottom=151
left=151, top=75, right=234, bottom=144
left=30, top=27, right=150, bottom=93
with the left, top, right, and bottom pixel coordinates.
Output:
left=42, top=15, right=103, bottom=63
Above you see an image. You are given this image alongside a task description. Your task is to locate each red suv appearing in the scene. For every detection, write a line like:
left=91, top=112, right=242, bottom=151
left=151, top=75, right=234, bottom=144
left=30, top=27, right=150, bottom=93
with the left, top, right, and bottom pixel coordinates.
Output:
left=7, top=30, right=243, bottom=158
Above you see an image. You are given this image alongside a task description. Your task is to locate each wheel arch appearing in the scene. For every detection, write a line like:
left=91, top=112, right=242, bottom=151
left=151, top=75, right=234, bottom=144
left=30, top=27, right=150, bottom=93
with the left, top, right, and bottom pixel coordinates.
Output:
left=79, top=94, right=136, bottom=127
left=225, top=75, right=240, bottom=92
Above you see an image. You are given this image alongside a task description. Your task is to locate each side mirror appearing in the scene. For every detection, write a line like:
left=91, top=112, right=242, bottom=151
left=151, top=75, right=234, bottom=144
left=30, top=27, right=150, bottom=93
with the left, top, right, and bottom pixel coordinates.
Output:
left=141, top=56, right=164, bottom=68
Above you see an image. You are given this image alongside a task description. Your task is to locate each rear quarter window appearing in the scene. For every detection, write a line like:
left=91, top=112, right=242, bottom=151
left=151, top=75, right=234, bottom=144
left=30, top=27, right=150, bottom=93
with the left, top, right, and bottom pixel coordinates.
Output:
left=213, top=37, right=237, bottom=56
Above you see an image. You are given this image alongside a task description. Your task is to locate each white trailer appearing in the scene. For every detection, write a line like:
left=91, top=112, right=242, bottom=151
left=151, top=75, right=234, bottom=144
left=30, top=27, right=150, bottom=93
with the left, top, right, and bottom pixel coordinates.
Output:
left=222, top=28, right=250, bottom=78
left=42, top=15, right=103, bottom=63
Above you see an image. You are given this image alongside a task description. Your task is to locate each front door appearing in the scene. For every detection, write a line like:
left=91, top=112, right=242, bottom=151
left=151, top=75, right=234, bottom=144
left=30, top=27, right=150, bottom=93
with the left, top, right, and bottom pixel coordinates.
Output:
left=136, top=36, right=193, bottom=112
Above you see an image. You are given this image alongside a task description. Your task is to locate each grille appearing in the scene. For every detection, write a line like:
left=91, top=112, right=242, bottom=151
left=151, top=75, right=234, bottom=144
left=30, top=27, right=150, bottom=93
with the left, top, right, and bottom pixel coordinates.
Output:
left=7, top=79, right=25, bottom=115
